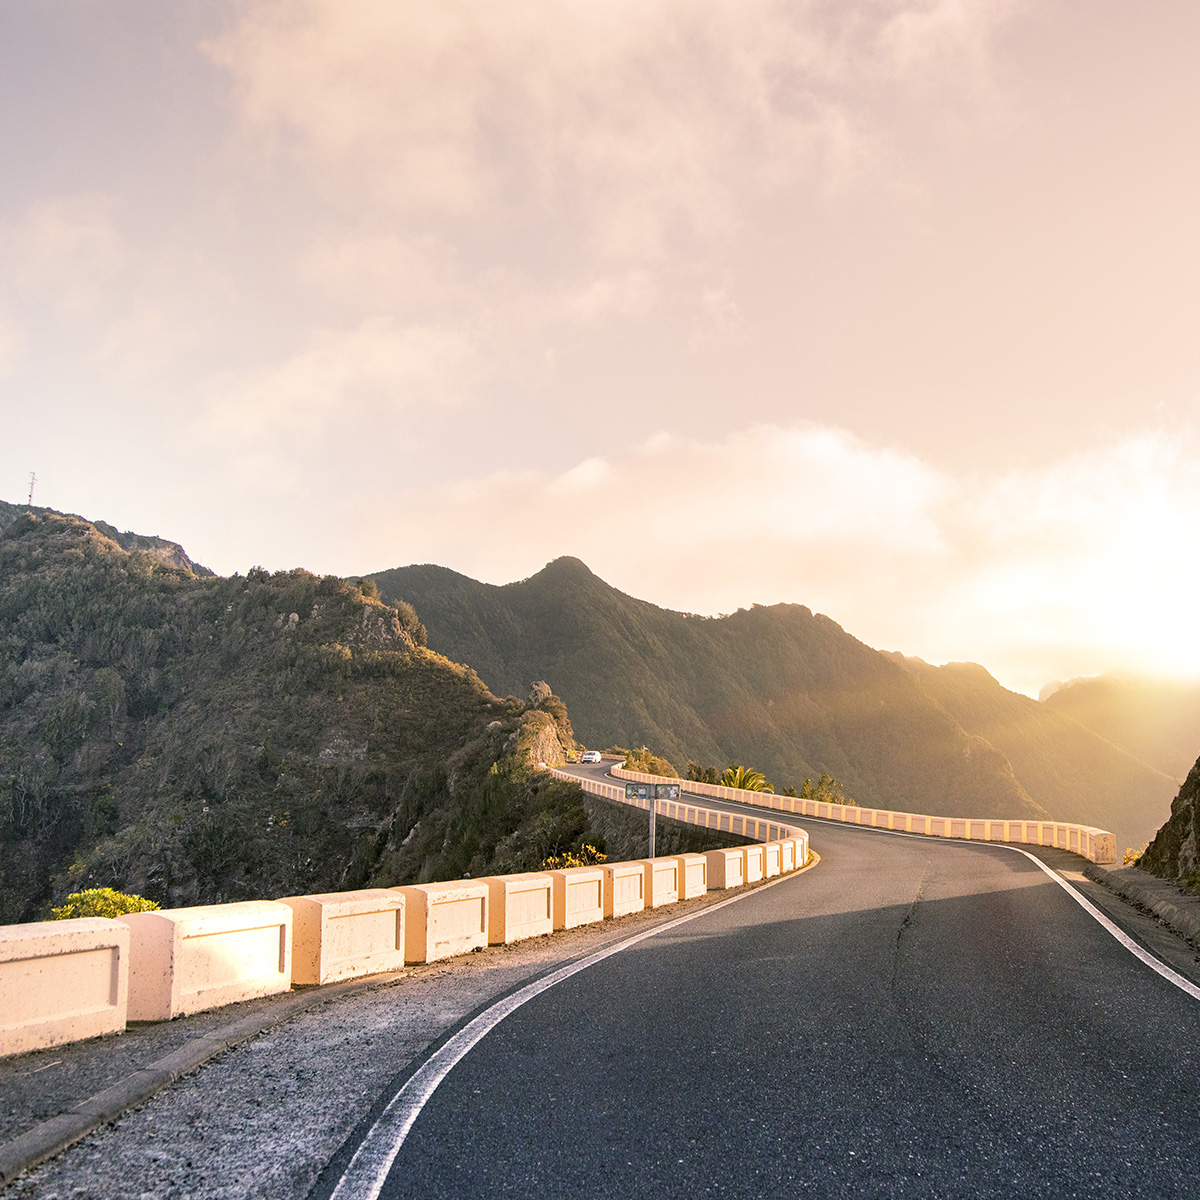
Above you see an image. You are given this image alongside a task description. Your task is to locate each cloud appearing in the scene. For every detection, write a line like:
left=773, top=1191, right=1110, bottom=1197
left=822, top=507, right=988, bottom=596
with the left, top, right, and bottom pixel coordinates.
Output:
left=343, top=423, right=1200, bottom=696
left=1, top=194, right=126, bottom=315
left=208, top=1, right=1021, bottom=265
left=205, top=317, right=479, bottom=440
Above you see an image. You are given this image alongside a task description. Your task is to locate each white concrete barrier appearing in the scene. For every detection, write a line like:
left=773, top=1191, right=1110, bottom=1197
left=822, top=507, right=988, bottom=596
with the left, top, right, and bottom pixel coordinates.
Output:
left=546, top=867, right=605, bottom=930
left=0, top=918, right=129, bottom=1056
left=744, top=845, right=765, bottom=884
left=481, top=873, right=554, bottom=945
left=763, top=842, right=782, bottom=879
left=705, top=848, right=745, bottom=889
left=394, top=882, right=489, bottom=964
left=603, top=862, right=646, bottom=918
left=119, top=901, right=292, bottom=1022
left=674, top=853, right=708, bottom=900
left=609, top=764, right=1115, bottom=864
left=779, top=840, right=796, bottom=873
left=639, top=858, right=680, bottom=908
left=280, top=889, right=405, bottom=986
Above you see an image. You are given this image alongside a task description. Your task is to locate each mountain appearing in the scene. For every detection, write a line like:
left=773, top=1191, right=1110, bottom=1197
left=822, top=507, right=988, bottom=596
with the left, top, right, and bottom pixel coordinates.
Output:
left=1042, top=674, right=1200, bottom=784
left=890, top=657, right=1176, bottom=849
left=1139, top=755, right=1200, bottom=881
left=0, top=499, right=214, bottom=577
left=369, top=558, right=1049, bottom=822
left=1, top=513, right=716, bottom=923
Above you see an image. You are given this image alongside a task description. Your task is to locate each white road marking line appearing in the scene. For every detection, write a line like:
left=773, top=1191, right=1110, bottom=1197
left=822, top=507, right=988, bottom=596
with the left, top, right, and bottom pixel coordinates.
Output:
left=328, top=873, right=797, bottom=1200
left=336, top=769, right=1199, bottom=1198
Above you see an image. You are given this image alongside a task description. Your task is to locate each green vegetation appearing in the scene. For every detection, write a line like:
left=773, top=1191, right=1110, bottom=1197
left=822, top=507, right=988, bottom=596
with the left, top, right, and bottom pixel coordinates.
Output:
left=895, top=656, right=1176, bottom=848
left=541, top=843, right=607, bottom=870
left=368, top=557, right=1179, bottom=844
left=623, top=746, right=678, bottom=777
left=369, top=558, right=1050, bottom=823
left=720, top=765, right=773, bottom=793
left=800, top=772, right=854, bottom=806
left=0, top=511, right=683, bottom=922
left=51, top=887, right=159, bottom=919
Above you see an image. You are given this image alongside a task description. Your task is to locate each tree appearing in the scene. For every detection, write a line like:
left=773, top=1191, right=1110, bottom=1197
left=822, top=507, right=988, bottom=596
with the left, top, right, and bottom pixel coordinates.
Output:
left=799, top=772, right=854, bottom=806
left=720, top=765, right=773, bottom=793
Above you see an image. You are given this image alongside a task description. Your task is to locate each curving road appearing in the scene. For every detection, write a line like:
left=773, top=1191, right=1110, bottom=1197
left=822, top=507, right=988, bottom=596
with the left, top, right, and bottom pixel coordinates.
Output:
left=310, top=769, right=1200, bottom=1199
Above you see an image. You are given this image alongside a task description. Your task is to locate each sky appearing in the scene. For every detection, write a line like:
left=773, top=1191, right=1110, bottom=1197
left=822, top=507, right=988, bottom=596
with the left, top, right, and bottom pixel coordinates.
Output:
left=2, top=1, right=1200, bottom=697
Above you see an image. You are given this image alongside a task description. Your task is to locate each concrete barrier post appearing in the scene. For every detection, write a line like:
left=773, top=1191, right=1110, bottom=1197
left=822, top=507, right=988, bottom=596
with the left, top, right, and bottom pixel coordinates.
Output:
left=603, top=862, right=646, bottom=918
left=547, top=867, right=605, bottom=930
left=763, top=842, right=782, bottom=879
left=394, top=882, right=488, bottom=963
left=481, top=873, right=554, bottom=945
left=639, top=858, right=680, bottom=908
left=744, top=845, right=765, bottom=884
left=706, top=848, right=745, bottom=889
left=674, top=854, right=708, bottom=899
left=0, top=918, right=129, bottom=1056
left=119, top=901, right=292, bottom=1022
left=778, top=840, right=796, bottom=873
left=280, top=889, right=405, bottom=986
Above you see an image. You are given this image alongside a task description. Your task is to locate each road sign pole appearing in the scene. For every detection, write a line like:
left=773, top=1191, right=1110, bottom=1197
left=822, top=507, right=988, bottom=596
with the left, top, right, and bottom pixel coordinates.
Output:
left=649, top=793, right=655, bottom=859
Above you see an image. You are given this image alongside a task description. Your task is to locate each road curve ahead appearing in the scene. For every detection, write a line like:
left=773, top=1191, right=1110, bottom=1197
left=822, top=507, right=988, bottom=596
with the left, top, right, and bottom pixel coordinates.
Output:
left=317, top=816, right=1200, bottom=1199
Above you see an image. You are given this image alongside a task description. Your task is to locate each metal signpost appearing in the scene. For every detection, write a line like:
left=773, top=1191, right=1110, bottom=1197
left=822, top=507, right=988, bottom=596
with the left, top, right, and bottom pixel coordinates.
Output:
left=625, top=782, right=681, bottom=857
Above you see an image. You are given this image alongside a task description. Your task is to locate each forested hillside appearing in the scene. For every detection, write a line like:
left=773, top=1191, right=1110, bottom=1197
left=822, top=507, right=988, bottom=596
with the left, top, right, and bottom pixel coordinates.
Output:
left=370, top=558, right=1048, bottom=822
left=1043, top=674, right=1200, bottom=783
left=0, top=512, right=701, bottom=923
left=892, top=657, right=1176, bottom=848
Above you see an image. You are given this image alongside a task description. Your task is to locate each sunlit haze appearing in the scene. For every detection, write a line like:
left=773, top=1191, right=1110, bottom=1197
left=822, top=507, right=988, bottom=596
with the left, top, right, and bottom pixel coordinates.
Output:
left=2, top=1, right=1199, bottom=697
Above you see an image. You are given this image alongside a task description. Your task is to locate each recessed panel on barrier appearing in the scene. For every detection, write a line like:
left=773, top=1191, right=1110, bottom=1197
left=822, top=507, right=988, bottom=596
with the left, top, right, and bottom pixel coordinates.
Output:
left=744, top=845, right=765, bottom=884
left=481, top=873, right=554, bottom=945
left=119, top=901, right=292, bottom=1022
left=0, top=918, right=129, bottom=1056
left=674, top=854, right=708, bottom=899
left=706, top=848, right=745, bottom=889
left=639, top=858, right=680, bottom=908
left=603, top=862, right=646, bottom=918
left=280, top=889, right=405, bottom=986
left=546, top=867, right=605, bottom=930
left=394, top=882, right=489, bottom=964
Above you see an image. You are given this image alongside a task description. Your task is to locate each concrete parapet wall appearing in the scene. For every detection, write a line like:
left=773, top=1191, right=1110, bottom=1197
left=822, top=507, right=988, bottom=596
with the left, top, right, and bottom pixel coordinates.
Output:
left=546, top=867, right=605, bottom=930
left=394, top=882, right=488, bottom=964
left=705, top=848, right=745, bottom=889
left=744, top=845, right=765, bottom=884
left=481, top=874, right=554, bottom=945
left=602, top=862, right=646, bottom=918
left=763, top=843, right=782, bottom=879
left=119, top=901, right=292, bottom=1022
left=280, top=890, right=405, bottom=986
left=674, top=854, right=708, bottom=899
left=610, top=766, right=1115, bottom=864
left=638, top=858, right=680, bottom=908
left=779, top=840, right=796, bottom=873
left=0, top=918, right=129, bottom=1057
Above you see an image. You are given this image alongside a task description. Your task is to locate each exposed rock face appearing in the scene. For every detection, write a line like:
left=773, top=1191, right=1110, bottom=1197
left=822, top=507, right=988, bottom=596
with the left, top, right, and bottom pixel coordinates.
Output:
left=1140, top=756, right=1200, bottom=879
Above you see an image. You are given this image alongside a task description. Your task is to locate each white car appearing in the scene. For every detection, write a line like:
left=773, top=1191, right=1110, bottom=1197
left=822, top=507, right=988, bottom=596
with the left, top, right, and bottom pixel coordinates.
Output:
left=579, top=750, right=602, bottom=764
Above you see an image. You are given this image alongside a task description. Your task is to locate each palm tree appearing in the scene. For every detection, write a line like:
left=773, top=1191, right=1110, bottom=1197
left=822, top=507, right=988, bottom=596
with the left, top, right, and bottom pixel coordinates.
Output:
left=720, top=765, right=774, bottom=793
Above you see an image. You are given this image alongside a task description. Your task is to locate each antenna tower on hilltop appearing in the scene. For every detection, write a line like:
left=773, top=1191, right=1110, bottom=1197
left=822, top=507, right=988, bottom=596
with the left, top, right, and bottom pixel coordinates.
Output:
left=27, top=471, right=36, bottom=508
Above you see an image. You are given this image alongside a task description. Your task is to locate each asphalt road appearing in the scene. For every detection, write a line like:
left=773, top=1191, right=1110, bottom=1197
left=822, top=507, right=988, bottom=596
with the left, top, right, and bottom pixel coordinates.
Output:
left=318, top=782, right=1200, bottom=1199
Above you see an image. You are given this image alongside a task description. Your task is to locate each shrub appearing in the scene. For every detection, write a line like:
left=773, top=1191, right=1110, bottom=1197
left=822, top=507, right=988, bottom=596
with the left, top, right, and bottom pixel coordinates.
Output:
left=542, top=843, right=608, bottom=870
left=623, top=747, right=678, bottom=777
left=50, top=887, right=160, bottom=920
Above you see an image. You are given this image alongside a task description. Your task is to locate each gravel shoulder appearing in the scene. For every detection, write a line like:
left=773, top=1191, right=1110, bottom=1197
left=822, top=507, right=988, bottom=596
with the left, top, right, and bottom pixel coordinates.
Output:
left=5, top=842, right=1199, bottom=1200
left=0, top=883, right=775, bottom=1199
